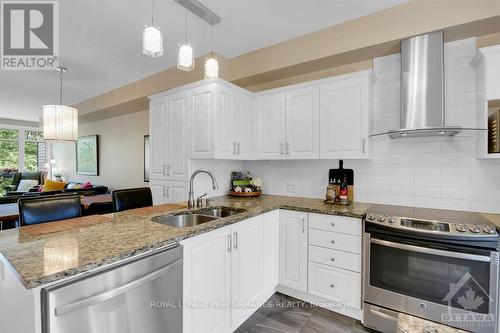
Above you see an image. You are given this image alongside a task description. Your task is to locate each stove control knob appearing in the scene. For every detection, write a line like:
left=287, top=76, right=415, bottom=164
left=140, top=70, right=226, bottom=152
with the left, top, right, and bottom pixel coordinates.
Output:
left=367, top=215, right=375, bottom=221
left=455, top=224, right=467, bottom=232
left=388, top=217, right=395, bottom=224
left=483, top=226, right=497, bottom=235
left=469, top=225, right=481, bottom=233
left=377, top=216, right=386, bottom=223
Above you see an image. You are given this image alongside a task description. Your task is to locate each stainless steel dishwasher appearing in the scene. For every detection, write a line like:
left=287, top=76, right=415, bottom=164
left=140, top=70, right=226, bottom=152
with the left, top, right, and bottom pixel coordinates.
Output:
left=41, top=244, right=182, bottom=333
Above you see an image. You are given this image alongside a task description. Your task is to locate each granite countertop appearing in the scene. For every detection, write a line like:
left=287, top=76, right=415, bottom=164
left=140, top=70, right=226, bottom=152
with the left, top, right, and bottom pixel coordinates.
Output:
left=0, top=194, right=369, bottom=289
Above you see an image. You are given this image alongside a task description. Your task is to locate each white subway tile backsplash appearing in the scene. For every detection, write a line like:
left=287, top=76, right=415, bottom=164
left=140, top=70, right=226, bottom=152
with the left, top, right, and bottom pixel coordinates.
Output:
left=243, top=38, right=500, bottom=214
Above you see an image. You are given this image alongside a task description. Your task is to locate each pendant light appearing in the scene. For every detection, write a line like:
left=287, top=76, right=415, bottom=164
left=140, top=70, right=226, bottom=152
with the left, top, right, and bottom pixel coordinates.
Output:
left=177, top=9, right=194, bottom=71
left=43, top=67, right=78, bottom=142
left=143, top=0, right=163, bottom=57
left=204, top=25, right=219, bottom=78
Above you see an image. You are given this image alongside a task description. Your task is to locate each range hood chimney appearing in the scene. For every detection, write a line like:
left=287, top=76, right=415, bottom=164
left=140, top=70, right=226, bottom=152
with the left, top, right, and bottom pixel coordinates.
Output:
left=371, top=30, right=484, bottom=139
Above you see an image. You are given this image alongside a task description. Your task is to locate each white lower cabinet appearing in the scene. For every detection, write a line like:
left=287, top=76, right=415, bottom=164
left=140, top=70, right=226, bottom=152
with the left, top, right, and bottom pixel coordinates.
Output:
left=182, top=226, right=232, bottom=333
left=279, top=210, right=308, bottom=292
left=308, top=262, right=361, bottom=309
left=230, top=216, right=263, bottom=329
left=181, top=212, right=278, bottom=333
left=262, top=210, right=280, bottom=293
left=150, top=181, right=188, bottom=205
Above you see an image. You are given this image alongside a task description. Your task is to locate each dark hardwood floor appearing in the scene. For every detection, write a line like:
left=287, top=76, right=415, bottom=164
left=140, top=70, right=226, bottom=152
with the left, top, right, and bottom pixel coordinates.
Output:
left=235, top=293, right=374, bottom=333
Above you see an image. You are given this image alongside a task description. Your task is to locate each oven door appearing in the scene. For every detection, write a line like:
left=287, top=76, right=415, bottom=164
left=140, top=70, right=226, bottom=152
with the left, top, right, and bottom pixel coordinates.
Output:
left=364, top=232, right=499, bottom=333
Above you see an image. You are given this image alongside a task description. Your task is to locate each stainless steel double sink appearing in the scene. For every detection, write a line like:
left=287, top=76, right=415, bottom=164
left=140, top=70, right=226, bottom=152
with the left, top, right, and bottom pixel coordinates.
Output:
left=152, top=206, right=246, bottom=228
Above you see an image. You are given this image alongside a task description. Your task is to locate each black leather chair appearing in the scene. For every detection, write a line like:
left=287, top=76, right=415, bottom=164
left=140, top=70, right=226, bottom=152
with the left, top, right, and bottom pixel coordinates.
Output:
left=18, top=194, right=82, bottom=226
left=112, top=187, right=153, bottom=212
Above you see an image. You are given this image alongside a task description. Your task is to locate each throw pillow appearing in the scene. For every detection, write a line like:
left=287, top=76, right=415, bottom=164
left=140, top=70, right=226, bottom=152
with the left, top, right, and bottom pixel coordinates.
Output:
left=16, top=179, right=39, bottom=192
left=43, top=179, right=67, bottom=192
left=82, top=181, right=92, bottom=189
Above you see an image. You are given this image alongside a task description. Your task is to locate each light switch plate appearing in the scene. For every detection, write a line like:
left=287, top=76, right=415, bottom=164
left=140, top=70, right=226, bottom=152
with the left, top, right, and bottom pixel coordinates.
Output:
left=286, top=182, right=297, bottom=193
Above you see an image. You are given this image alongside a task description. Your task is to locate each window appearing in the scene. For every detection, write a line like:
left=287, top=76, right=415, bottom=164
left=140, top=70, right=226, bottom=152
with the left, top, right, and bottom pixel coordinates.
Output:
left=24, top=130, right=45, bottom=171
left=0, top=128, right=45, bottom=172
left=0, top=128, right=19, bottom=171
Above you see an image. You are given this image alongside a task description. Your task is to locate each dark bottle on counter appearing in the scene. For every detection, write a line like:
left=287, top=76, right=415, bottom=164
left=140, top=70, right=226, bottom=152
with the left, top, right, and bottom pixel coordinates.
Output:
left=339, top=175, right=348, bottom=203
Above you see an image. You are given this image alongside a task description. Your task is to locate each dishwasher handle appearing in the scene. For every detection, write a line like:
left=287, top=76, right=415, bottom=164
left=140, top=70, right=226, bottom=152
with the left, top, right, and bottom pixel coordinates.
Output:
left=54, top=258, right=182, bottom=317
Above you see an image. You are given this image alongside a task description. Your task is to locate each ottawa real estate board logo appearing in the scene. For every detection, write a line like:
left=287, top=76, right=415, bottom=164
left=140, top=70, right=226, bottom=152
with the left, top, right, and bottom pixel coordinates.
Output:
left=1, top=1, right=59, bottom=70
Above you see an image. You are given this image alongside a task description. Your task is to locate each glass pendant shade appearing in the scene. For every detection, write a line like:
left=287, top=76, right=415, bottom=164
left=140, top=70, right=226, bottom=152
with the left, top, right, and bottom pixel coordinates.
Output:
left=204, top=56, right=219, bottom=78
left=143, top=26, right=163, bottom=57
left=177, top=43, right=194, bottom=71
left=43, top=104, right=79, bottom=142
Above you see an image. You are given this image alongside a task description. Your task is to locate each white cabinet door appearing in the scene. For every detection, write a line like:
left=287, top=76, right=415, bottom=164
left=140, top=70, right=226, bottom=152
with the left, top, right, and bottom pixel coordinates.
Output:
left=320, top=76, right=370, bottom=159
left=215, top=86, right=236, bottom=159
left=189, top=84, right=216, bottom=159
left=168, top=181, right=188, bottom=204
left=150, top=183, right=167, bottom=205
left=285, top=86, right=320, bottom=159
left=182, top=227, right=231, bottom=333
left=235, top=94, right=254, bottom=160
left=149, top=98, right=167, bottom=180
left=255, top=93, right=286, bottom=160
left=150, top=181, right=188, bottom=205
left=279, top=210, right=308, bottom=292
left=165, top=92, right=189, bottom=181
left=230, top=216, right=264, bottom=330
left=262, top=210, right=280, bottom=294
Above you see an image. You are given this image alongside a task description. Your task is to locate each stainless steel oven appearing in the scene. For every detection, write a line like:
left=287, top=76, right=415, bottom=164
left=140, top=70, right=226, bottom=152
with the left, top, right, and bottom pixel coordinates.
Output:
left=363, top=206, right=499, bottom=333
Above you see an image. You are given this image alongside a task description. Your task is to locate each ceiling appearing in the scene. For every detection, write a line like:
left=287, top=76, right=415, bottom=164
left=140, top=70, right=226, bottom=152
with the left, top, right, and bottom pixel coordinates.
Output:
left=0, top=0, right=407, bottom=122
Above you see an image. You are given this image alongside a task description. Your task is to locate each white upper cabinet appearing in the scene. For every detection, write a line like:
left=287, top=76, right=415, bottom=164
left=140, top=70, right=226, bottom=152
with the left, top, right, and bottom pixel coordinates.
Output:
left=189, top=84, right=216, bottom=159
left=149, top=91, right=189, bottom=181
left=286, top=86, right=320, bottom=159
left=165, top=91, right=189, bottom=180
left=149, top=98, right=167, bottom=180
left=477, top=45, right=500, bottom=101
left=255, top=93, right=286, bottom=159
left=215, top=85, right=254, bottom=160
left=255, top=71, right=371, bottom=160
left=320, top=73, right=371, bottom=159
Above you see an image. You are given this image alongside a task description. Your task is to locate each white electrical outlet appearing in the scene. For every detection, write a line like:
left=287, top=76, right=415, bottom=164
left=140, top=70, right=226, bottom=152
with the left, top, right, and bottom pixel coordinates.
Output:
left=286, top=182, right=297, bottom=193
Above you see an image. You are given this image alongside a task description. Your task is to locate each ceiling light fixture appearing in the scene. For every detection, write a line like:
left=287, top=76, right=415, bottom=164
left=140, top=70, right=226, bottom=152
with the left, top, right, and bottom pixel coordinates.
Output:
left=43, top=67, right=78, bottom=142
left=204, top=25, right=219, bottom=78
left=177, top=9, right=194, bottom=71
left=143, top=0, right=163, bottom=57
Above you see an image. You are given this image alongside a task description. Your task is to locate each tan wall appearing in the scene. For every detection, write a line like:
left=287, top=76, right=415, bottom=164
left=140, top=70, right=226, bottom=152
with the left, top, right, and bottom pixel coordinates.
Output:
left=52, top=110, right=149, bottom=191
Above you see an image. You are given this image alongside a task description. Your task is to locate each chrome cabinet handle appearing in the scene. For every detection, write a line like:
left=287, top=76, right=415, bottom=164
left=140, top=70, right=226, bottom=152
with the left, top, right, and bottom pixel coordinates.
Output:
left=331, top=240, right=335, bottom=244
left=237, top=142, right=240, bottom=155
left=301, top=218, right=305, bottom=234
left=234, top=232, right=238, bottom=250
left=330, top=257, right=335, bottom=262
left=362, top=138, right=366, bottom=154
left=162, top=165, right=167, bottom=176
left=227, top=234, right=232, bottom=253
left=330, top=222, right=335, bottom=227
left=233, top=142, right=236, bottom=155
left=330, top=284, right=335, bottom=288
left=54, top=259, right=181, bottom=316
left=280, top=143, right=284, bottom=155
left=286, top=142, right=290, bottom=155
left=166, top=186, right=170, bottom=198
left=167, top=164, right=171, bottom=176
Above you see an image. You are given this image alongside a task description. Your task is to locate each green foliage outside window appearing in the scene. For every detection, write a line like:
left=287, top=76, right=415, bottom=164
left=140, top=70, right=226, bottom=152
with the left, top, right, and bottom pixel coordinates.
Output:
left=0, top=129, right=19, bottom=171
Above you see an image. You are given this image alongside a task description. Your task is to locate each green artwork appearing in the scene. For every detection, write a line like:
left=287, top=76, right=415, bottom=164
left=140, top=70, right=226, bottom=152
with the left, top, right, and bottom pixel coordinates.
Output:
left=76, top=135, right=99, bottom=175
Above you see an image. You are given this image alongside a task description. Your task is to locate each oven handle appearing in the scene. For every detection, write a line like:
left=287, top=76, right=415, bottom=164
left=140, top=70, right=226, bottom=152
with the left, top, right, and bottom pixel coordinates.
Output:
left=371, top=238, right=491, bottom=262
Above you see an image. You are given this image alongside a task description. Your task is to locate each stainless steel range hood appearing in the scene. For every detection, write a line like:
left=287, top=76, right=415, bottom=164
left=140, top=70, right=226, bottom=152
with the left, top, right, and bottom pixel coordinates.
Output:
left=371, top=30, right=485, bottom=139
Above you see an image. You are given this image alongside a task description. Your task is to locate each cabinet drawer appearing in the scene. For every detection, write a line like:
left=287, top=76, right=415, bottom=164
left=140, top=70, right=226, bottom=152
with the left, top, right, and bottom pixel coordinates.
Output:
left=309, top=213, right=361, bottom=236
left=308, top=262, right=361, bottom=309
left=309, top=229, right=361, bottom=254
left=309, top=245, right=361, bottom=272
